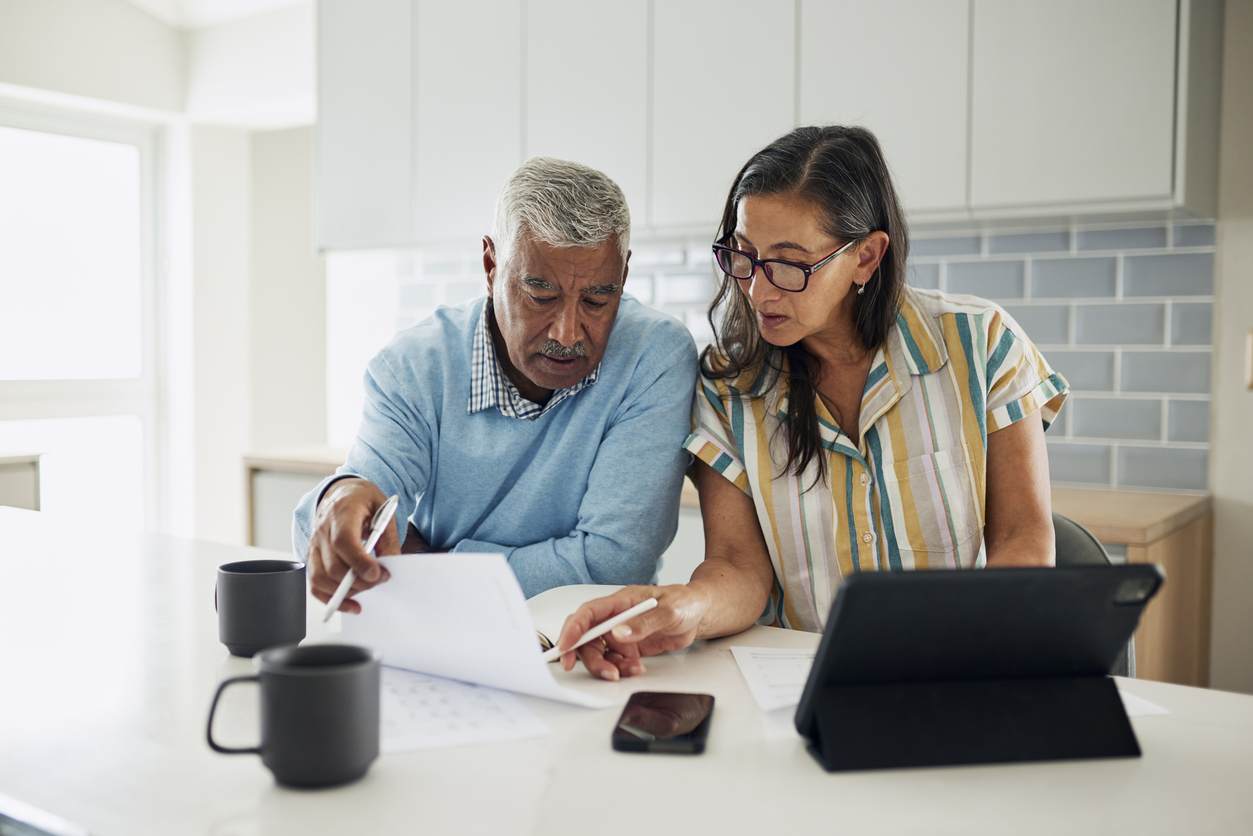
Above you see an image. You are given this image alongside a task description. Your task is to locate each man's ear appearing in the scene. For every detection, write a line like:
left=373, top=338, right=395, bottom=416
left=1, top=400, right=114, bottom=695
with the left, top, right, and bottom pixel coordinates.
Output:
left=483, top=236, right=498, bottom=298
left=621, top=249, right=631, bottom=290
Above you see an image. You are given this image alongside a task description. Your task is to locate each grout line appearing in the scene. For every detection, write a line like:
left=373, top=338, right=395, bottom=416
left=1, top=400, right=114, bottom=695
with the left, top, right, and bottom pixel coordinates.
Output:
left=1109, top=444, right=1118, bottom=489
left=1114, top=254, right=1124, bottom=300
left=1067, top=302, right=1077, bottom=345
left=1023, top=257, right=1032, bottom=300
left=1161, top=398, right=1170, bottom=443
left=1113, top=347, right=1122, bottom=393
left=1163, top=299, right=1173, bottom=346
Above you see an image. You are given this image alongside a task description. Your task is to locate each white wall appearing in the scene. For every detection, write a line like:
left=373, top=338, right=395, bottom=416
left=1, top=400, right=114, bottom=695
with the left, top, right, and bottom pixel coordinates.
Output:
left=190, top=125, right=252, bottom=544
left=1209, top=0, right=1253, bottom=695
left=0, top=0, right=183, bottom=112
left=185, top=3, right=316, bottom=129
left=250, top=126, right=326, bottom=451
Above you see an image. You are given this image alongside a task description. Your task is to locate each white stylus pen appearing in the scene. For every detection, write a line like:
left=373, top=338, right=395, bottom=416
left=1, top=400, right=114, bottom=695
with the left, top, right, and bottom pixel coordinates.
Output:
left=540, top=597, right=658, bottom=663
left=321, top=494, right=400, bottom=623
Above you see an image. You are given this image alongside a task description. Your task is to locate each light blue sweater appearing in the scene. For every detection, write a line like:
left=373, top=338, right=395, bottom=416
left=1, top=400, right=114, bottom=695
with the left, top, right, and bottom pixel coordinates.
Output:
left=292, top=296, right=698, bottom=597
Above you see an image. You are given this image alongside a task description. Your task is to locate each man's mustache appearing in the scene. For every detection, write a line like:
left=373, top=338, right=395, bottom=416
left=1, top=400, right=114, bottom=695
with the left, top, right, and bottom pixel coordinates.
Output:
left=540, top=341, right=588, bottom=359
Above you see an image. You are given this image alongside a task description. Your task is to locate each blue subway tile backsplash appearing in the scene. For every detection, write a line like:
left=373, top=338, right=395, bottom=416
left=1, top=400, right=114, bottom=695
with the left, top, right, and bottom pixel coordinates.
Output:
left=398, top=221, right=1214, bottom=493
left=907, top=262, right=940, bottom=290
left=894, top=220, right=1214, bottom=492
left=1074, top=303, right=1165, bottom=345
left=1121, top=351, right=1211, bottom=394
left=1070, top=397, right=1162, bottom=440
left=1173, top=223, right=1215, bottom=248
left=1076, top=226, right=1168, bottom=251
left=912, top=236, right=981, bottom=257
left=987, top=231, right=1070, bottom=254
left=1171, top=302, right=1212, bottom=346
left=1046, top=350, right=1116, bottom=391
left=1047, top=443, right=1112, bottom=485
left=1167, top=399, right=1210, bottom=442
left=1002, top=305, right=1070, bottom=345
left=1124, top=253, right=1214, bottom=297
left=1117, top=446, right=1209, bottom=492
left=946, top=260, right=1025, bottom=299
left=1032, top=257, right=1117, bottom=298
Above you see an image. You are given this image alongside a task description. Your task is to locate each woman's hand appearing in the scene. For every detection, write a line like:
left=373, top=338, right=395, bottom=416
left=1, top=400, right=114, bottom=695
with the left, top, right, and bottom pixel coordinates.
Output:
left=554, top=584, right=712, bottom=681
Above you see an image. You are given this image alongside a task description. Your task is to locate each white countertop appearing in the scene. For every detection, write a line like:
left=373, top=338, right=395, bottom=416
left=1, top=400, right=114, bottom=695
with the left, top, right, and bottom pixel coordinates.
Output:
left=1, top=506, right=1250, bottom=835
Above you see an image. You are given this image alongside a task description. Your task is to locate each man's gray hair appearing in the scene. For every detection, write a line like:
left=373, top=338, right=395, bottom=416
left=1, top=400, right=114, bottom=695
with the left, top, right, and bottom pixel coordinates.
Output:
left=492, top=157, right=630, bottom=265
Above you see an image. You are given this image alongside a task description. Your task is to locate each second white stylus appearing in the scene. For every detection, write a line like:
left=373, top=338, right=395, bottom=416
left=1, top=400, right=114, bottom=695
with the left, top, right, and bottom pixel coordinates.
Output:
left=540, top=597, right=659, bottom=663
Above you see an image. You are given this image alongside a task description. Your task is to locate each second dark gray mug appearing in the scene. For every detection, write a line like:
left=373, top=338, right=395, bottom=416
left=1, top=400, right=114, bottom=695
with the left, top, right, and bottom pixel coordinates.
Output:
left=216, top=559, right=306, bottom=657
left=206, top=643, right=381, bottom=788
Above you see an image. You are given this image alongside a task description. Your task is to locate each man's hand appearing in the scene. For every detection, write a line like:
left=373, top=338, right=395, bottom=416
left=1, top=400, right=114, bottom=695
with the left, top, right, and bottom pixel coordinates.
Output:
left=553, top=584, right=711, bottom=681
left=306, top=478, right=400, bottom=614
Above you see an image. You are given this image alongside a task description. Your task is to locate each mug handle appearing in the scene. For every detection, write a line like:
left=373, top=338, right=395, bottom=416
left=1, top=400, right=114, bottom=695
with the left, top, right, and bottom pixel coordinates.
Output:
left=206, top=676, right=262, bottom=755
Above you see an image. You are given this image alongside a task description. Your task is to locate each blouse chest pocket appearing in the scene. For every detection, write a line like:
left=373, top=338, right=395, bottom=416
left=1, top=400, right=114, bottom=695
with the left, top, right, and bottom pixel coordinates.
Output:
left=879, top=446, right=983, bottom=569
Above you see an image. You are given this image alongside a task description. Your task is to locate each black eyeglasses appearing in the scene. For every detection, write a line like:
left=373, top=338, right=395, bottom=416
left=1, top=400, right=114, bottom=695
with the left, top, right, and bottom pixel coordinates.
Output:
left=711, top=239, right=858, bottom=292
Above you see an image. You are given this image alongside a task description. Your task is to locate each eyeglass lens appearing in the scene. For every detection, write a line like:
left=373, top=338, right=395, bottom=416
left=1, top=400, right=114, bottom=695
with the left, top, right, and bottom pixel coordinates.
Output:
left=716, top=249, right=808, bottom=291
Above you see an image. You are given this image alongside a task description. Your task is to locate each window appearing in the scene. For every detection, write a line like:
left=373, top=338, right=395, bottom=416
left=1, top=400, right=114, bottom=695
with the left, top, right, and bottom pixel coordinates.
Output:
left=0, top=107, right=158, bottom=530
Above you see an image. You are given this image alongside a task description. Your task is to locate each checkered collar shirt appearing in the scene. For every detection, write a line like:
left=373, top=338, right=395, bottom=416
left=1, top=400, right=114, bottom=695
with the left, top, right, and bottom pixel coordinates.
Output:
left=467, top=300, right=599, bottom=420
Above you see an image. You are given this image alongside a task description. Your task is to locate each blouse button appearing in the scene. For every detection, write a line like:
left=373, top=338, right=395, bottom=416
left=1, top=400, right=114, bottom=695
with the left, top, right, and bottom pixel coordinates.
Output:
left=860, top=472, right=869, bottom=486
left=862, top=532, right=873, bottom=543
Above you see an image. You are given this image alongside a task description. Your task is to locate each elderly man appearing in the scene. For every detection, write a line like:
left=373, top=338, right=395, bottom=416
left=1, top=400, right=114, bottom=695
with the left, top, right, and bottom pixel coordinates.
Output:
left=294, top=157, right=697, bottom=614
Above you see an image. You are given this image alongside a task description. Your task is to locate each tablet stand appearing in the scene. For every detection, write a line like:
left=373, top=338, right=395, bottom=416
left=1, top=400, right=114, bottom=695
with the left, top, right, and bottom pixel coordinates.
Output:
left=805, top=675, right=1140, bottom=771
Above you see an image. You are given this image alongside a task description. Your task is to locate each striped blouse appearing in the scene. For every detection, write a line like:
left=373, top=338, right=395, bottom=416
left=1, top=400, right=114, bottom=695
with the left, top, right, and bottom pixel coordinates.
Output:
left=683, top=288, right=1068, bottom=633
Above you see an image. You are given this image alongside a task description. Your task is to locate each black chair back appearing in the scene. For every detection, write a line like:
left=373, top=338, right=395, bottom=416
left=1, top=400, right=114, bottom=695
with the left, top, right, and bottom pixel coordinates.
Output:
left=1053, top=512, right=1135, bottom=677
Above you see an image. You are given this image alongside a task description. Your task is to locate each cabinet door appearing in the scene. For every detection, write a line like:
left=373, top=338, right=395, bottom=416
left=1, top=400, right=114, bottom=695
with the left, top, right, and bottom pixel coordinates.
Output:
left=527, top=1, right=648, bottom=225
left=414, top=0, right=522, bottom=245
left=652, top=0, right=796, bottom=231
left=799, top=0, right=968, bottom=214
left=316, top=0, right=413, bottom=249
left=970, top=0, right=1176, bottom=209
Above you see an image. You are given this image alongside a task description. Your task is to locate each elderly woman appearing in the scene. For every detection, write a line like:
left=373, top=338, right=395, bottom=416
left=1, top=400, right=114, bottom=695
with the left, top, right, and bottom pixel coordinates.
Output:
left=558, top=125, right=1068, bottom=680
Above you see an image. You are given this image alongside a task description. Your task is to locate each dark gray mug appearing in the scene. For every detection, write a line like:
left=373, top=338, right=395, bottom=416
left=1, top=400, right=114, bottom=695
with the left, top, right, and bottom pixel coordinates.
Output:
left=206, top=644, right=381, bottom=788
left=216, top=559, right=306, bottom=657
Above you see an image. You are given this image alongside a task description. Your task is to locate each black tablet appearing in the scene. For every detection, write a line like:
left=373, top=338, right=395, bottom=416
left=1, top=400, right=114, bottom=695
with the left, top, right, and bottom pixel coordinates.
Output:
left=793, top=564, right=1164, bottom=771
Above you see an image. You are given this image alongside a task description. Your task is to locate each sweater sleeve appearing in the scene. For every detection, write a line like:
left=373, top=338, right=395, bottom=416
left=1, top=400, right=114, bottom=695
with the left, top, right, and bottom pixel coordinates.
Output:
left=451, top=333, right=699, bottom=597
left=291, top=349, right=434, bottom=560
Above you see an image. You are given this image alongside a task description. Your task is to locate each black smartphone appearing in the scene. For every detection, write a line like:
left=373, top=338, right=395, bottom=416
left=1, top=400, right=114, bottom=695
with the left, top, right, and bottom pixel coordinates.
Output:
left=611, top=691, right=715, bottom=754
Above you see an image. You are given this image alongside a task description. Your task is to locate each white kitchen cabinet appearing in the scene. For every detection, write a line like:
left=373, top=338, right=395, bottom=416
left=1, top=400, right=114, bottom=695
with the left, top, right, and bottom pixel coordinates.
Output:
left=317, top=0, right=413, bottom=249
left=800, top=0, right=969, bottom=215
left=414, top=0, right=521, bottom=245
left=651, top=0, right=796, bottom=232
left=526, top=1, right=649, bottom=225
left=970, top=0, right=1178, bottom=211
left=316, top=0, right=1222, bottom=249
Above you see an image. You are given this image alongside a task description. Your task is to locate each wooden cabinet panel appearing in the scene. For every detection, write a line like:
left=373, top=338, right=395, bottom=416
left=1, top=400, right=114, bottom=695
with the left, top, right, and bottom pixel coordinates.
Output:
left=970, top=0, right=1177, bottom=209
left=414, top=0, right=522, bottom=245
left=526, top=1, right=648, bottom=224
left=317, top=0, right=413, bottom=249
left=800, top=0, right=969, bottom=214
left=651, top=0, right=796, bottom=231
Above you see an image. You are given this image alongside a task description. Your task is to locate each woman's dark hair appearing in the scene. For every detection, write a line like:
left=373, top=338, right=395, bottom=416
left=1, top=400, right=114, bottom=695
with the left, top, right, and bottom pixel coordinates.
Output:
left=704, top=125, right=909, bottom=485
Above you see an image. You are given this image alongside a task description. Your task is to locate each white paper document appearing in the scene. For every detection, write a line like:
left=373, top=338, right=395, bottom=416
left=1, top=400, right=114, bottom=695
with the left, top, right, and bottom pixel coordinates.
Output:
left=342, top=553, right=613, bottom=708
left=731, top=646, right=817, bottom=712
left=380, top=666, right=550, bottom=753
